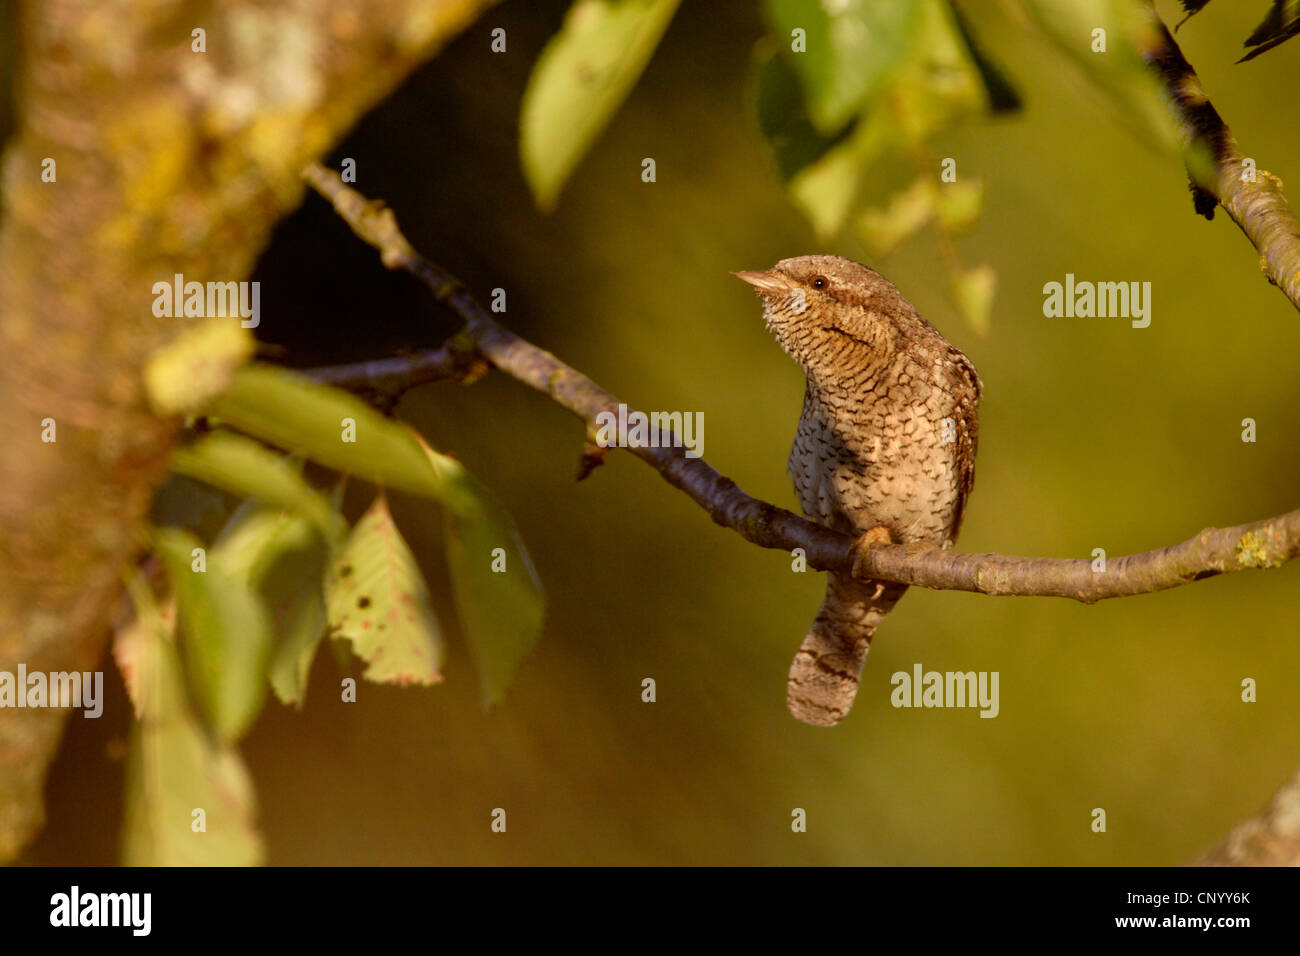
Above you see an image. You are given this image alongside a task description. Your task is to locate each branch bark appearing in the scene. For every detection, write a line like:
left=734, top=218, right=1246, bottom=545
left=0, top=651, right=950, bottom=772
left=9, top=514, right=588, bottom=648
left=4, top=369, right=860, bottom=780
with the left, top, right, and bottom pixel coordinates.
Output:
left=302, top=163, right=1300, bottom=606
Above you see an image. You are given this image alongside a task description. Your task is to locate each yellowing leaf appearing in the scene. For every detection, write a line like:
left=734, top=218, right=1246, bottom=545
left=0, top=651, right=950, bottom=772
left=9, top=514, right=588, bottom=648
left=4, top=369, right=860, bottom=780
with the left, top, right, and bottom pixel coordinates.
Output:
left=144, top=320, right=255, bottom=417
left=521, top=0, right=682, bottom=210
left=325, top=495, right=443, bottom=686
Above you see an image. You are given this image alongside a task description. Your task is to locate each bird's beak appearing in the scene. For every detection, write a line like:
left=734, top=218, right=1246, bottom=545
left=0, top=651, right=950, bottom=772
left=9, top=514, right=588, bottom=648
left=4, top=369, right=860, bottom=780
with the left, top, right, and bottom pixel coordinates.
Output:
left=732, top=269, right=793, bottom=296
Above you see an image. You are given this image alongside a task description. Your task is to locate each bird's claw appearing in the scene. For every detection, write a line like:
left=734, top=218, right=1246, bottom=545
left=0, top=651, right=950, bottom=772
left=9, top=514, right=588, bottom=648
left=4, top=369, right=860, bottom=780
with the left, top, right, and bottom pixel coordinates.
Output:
left=850, top=525, right=893, bottom=582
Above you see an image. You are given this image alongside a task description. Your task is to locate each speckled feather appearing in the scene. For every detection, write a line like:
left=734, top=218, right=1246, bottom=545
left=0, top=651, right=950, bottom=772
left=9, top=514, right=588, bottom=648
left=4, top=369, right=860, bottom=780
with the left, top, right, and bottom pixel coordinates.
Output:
left=738, top=255, right=982, bottom=727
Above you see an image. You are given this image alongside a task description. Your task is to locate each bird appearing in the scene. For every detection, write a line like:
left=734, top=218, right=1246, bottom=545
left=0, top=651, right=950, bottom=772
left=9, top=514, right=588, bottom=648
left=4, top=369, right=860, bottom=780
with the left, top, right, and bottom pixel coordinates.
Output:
left=734, top=255, right=982, bottom=727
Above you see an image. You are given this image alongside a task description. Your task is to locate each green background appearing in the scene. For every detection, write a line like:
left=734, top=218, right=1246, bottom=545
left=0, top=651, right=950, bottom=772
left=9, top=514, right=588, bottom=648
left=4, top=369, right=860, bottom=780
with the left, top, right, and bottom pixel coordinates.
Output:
left=25, top=0, right=1300, bottom=864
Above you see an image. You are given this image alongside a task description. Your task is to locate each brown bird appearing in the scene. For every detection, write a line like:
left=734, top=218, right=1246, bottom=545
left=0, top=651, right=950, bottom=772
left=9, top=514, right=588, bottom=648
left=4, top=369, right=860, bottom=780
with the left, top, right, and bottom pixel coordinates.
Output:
left=735, top=255, right=982, bottom=727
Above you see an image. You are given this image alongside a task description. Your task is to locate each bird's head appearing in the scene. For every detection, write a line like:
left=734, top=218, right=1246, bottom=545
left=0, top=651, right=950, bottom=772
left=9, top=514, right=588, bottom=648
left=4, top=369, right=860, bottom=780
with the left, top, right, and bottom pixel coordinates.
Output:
left=733, top=255, right=907, bottom=386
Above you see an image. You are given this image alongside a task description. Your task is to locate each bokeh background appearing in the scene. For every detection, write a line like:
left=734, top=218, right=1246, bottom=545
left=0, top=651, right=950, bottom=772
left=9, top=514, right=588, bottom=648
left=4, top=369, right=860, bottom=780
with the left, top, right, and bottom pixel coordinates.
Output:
left=20, top=0, right=1300, bottom=864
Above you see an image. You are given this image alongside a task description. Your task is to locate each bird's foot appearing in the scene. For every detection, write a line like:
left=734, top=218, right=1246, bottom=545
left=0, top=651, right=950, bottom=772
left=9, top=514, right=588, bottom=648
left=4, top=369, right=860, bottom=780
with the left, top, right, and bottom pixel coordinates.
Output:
left=850, top=525, right=893, bottom=596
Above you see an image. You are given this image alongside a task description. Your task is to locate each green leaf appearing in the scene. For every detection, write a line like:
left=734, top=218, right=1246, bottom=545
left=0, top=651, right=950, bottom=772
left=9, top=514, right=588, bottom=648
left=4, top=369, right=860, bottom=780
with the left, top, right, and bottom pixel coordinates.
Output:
left=170, top=431, right=345, bottom=546
left=788, top=108, right=897, bottom=238
left=758, top=0, right=1000, bottom=241
left=267, top=591, right=327, bottom=708
left=752, top=44, right=854, bottom=182
left=213, top=500, right=316, bottom=581
left=144, top=320, right=255, bottom=417
left=763, top=0, right=922, bottom=133
left=950, top=263, right=996, bottom=336
left=118, top=572, right=264, bottom=866
left=423, top=442, right=545, bottom=707
left=154, top=527, right=271, bottom=743
left=521, top=0, right=682, bottom=210
left=210, top=364, right=448, bottom=501
left=325, top=495, right=443, bottom=686
left=888, top=0, right=991, bottom=144
left=213, top=504, right=330, bottom=708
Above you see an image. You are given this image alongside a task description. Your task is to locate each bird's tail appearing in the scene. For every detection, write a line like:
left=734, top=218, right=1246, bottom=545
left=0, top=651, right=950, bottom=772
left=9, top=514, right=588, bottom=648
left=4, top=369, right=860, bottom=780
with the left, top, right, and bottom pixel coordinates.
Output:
left=786, top=573, right=908, bottom=727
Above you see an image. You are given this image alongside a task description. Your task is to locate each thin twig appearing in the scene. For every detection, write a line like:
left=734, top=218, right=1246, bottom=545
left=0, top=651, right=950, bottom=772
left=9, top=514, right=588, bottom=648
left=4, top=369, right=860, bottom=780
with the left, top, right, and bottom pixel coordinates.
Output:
left=300, top=335, right=488, bottom=411
left=301, top=162, right=1300, bottom=603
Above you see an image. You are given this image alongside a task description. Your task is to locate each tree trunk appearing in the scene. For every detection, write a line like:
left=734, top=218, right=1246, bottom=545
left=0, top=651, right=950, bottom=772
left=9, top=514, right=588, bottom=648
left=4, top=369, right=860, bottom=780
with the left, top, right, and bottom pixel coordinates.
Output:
left=0, top=0, right=498, bottom=862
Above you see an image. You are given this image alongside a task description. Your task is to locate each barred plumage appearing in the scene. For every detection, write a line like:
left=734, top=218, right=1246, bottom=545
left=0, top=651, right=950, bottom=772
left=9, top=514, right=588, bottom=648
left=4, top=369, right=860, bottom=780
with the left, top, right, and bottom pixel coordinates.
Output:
left=736, top=255, right=982, bottom=726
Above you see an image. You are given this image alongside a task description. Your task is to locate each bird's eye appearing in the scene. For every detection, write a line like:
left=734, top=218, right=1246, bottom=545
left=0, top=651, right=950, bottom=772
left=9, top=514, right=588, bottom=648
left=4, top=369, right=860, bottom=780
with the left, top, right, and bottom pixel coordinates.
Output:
left=811, top=276, right=828, bottom=290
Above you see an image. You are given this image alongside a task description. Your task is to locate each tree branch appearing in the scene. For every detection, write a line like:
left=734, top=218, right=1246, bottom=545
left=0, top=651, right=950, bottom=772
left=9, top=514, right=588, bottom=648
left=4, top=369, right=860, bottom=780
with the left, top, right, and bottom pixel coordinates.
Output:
left=301, top=334, right=488, bottom=413
left=302, top=163, right=1300, bottom=604
left=1143, top=6, right=1300, bottom=314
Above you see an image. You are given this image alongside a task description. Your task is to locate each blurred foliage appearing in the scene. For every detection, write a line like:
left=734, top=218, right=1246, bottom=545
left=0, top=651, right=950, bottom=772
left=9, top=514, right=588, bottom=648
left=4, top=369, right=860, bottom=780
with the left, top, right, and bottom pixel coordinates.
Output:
left=220, top=505, right=330, bottom=709
left=169, top=432, right=343, bottom=544
left=143, top=321, right=256, bottom=417
left=764, top=0, right=926, bottom=133
left=1017, top=0, right=1183, bottom=160
left=438, top=454, right=548, bottom=706
left=1239, top=0, right=1300, bottom=61
left=17, top=0, right=1300, bottom=865
left=521, top=0, right=682, bottom=209
left=523, top=0, right=1020, bottom=331
left=1179, top=0, right=1300, bottom=62
left=205, top=364, right=546, bottom=704
left=154, top=526, right=271, bottom=744
left=118, top=575, right=263, bottom=866
left=124, top=360, right=546, bottom=862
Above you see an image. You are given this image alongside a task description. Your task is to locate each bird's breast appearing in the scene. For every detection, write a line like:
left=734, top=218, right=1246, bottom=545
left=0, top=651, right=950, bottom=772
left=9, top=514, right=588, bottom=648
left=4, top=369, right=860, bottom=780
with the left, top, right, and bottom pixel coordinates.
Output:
left=790, top=376, right=966, bottom=543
